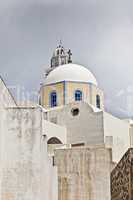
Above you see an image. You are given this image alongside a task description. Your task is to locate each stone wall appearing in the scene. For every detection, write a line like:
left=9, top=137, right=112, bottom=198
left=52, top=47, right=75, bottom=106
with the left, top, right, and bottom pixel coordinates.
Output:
left=55, top=147, right=113, bottom=200
left=111, top=148, right=133, bottom=200
left=0, top=107, right=58, bottom=200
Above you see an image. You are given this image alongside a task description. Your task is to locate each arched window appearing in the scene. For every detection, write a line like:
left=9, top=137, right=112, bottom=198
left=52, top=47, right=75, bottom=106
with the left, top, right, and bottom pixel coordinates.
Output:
left=50, top=92, right=57, bottom=107
left=47, top=137, right=62, bottom=144
left=96, top=94, right=101, bottom=109
left=75, top=90, right=82, bottom=101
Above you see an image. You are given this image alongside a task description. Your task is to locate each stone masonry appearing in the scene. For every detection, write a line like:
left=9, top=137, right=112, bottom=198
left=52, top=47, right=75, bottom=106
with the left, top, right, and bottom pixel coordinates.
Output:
left=55, top=146, right=113, bottom=200
left=111, top=148, right=133, bottom=200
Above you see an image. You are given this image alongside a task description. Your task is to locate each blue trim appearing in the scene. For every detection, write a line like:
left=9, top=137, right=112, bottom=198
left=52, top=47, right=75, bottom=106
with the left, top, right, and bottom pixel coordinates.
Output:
left=75, top=90, right=83, bottom=101
left=44, top=80, right=94, bottom=87
left=49, top=91, right=58, bottom=107
left=63, top=81, right=66, bottom=105
left=45, top=81, right=95, bottom=106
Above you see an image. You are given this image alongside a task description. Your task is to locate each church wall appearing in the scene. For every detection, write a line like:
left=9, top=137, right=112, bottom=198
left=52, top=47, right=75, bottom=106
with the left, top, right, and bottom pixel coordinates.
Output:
left=47, top=102, right=105, bottom=146
left=0, top=78, right=17, bottom=107
left=90, top=84, right=104, bottom=110
left=0, top=107, right=58, bottom=200
left=40, top=82, right=64, bottom=108
left=42, top=119, right=67, bottom=144
left=65, top=82, right=91, bottom=104
left=54, top=147, right=113, bottom=200
left=104, top=112, right=130, bottom=163
left=40, top=81, right=104, bottom=111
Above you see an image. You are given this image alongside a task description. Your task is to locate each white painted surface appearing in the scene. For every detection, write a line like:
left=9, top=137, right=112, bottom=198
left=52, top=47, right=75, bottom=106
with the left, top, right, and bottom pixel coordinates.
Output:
left=47, top=102, right=131, bottom=163
left=44, top=63, right=98, bottom=86
left=43, top=120, right=67, bottom=144
left=104, top=112, right=130, bottom=162
left=47, top=102, right=104, bottom=145
left=0, top=108, right=58, bottom=200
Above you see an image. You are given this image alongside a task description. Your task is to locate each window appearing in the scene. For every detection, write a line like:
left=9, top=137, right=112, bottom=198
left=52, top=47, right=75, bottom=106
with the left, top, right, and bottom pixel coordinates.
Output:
left=96, top=94, right=101, bottom=109
left=75, top=90, right=82, bottom=101
left=47, top=137, right=62, bottom=144
left=50, top=92, right=57, bottom=107
left=71, top=108, right=80, bottom=116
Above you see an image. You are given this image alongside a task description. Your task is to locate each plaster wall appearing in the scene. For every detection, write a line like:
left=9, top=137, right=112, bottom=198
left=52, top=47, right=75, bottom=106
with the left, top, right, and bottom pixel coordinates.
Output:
left=104, top=112, right=130, bottom=162
left=47, top=102, right=104, bottom=145
left=42, top=119, right=67, bottom=144
left=55, top=147, right=113, bottom=200
left=40, top=82, right=64, bottom=108
left=0, top=107, right=58, bottom=200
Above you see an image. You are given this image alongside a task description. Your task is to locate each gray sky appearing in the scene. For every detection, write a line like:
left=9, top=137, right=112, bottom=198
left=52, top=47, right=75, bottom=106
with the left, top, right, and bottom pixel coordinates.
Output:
left=1, top=0, right=133, bottom=118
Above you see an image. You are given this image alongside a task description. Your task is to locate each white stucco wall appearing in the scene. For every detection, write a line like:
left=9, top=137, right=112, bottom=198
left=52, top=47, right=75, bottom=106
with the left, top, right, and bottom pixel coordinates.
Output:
left=42, top=120, right=67, bottom=144
left=0, top=107, right=58, bottom=200
left=47, top=102, right=104, bottom=146
left=104, top=112, right=130, bottom=162
left=46, top=102, right=131, bottom=163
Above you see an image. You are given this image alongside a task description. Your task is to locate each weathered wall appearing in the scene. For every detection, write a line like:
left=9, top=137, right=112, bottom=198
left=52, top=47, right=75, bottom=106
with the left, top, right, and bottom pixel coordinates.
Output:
left=104, top=112, right=130, bottom=162
left=55, top=147, right=113, bottom=200
left=47, top=102, right=104, bottom=146
left=0, top=107, right=58, bottom=200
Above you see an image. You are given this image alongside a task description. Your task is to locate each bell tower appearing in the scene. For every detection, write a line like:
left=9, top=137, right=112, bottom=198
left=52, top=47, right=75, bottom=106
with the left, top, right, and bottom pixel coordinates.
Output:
left=45, top=43, right=72, bottom=76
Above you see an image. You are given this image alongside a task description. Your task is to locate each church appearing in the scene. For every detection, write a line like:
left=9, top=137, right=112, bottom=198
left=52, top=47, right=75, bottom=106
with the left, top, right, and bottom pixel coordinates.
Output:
left=0, top=44, right=133, bottom=200
left=40, top=44, right=133, bottom=163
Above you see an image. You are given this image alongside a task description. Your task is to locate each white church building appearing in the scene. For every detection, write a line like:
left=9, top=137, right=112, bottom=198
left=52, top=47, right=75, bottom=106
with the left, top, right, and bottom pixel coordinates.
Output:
left=0, top=44, right=133, bottom=200
left=40, top=45, right=133, bottom=163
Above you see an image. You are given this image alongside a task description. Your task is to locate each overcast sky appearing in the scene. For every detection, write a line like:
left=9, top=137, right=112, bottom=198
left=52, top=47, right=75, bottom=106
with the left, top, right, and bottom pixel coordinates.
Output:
left=1, top=0, right=133, bottom=118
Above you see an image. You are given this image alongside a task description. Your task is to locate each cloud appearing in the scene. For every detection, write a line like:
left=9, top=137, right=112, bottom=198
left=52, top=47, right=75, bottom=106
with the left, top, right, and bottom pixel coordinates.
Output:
left=0, top=0, right=133, bottom=117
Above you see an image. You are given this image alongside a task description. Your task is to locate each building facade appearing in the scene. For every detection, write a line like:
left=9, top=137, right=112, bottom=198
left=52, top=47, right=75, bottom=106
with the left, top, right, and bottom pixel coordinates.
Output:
left=40, top=45, right=132, bottom=163
left=1, top=44, right=133, bottom=200
left=0, top=77, right=58, bottom=200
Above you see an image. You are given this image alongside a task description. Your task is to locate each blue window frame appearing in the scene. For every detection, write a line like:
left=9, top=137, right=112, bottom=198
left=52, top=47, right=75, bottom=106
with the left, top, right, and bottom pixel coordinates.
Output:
left=96, top=94, right=100, bottom=109
left=75, top=90, right=82, bottom=101
left=50, top=92, right=57, bottom=107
